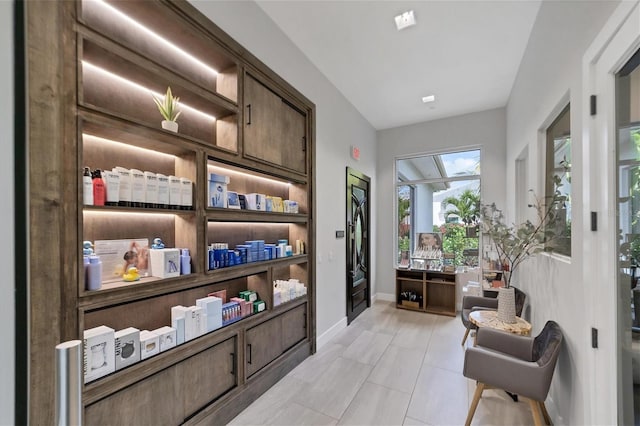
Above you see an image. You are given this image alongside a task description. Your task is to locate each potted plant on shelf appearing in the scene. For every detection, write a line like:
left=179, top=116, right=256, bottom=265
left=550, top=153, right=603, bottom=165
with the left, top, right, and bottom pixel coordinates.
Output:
left=152, top=86, right=181, bottom=132
left=480, top=176, right=566, bottom=323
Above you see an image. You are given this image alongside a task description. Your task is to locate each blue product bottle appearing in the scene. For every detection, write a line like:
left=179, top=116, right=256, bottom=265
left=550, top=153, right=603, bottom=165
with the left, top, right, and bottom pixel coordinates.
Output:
left=180, top=248, right=191, bottom=275
left=86, top=255, right=102, bottom=291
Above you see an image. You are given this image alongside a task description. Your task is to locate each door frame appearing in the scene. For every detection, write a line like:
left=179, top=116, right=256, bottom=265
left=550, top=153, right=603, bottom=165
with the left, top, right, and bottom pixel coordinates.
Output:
left=346, top=167, right=371, bottom=324
left=584, top=1, right=640, bottom=424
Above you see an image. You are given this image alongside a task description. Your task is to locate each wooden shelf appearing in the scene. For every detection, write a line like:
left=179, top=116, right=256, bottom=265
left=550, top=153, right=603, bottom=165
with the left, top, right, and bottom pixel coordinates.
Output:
left=396, top=269, right=456, bottom=316
left=206, top=208, right=308, bottom=223
left=26, top=1, right=315, bottom=424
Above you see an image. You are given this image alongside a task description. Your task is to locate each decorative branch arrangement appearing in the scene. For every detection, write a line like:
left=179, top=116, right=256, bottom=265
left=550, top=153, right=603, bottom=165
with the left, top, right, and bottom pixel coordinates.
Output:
left=480, top=175, right=567, bottom=288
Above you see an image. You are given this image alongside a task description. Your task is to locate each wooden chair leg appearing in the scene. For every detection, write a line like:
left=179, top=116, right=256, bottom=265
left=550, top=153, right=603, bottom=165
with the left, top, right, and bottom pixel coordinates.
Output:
left=462, top=327, right=470, bottom=345
left=528, top=399, right=544, bottom=426
left=465, top=382, right=485, bottom=426
left=539, top=401, right=552, bottom=425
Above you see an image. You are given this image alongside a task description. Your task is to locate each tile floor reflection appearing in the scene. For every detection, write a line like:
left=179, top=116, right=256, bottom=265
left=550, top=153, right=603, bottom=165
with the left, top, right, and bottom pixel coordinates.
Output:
left=229, top=301, right=533, bottom=425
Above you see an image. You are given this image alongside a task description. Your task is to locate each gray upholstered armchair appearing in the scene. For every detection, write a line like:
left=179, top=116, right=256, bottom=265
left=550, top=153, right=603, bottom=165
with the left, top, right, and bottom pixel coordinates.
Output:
left=462, top=320, right=563, bottom=426
left=460, top=286, right=526, bottom=345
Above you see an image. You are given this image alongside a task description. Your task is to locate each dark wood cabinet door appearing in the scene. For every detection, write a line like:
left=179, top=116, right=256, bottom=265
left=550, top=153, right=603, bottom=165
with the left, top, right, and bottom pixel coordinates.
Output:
left=280, top=304, right=307, bottom=351
left=280, top=101, right=307, bottom=174
left=85, top=365, right=184, bottom=425
left=181, top=337, right=237, bottom=417
left=245, top=317, right=282, bottom=377
left=244, top=74, right=307, bottom=175
left=244, top=74, right=282, bottom=166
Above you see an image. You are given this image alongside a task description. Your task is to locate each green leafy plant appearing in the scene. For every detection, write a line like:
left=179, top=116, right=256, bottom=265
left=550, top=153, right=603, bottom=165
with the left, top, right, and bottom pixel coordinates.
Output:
left=443, top=189, right=480, bottom=226
left=152, top=86, right=182, bottom=122
left=480, top=176, right=566, bottom=288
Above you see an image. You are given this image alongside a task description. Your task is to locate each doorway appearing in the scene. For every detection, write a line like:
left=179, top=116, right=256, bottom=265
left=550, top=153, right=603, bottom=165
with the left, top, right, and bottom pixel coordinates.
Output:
left=346, top=167, right=370, bottom=324
left=588, top=3, right=640, bottom=423
left=616, top=46, right=640, bottom=426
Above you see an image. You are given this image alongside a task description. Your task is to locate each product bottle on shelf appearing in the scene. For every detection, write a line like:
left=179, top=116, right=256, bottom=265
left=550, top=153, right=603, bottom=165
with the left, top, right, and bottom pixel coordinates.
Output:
left=180, top=248, right=191, bottom=275
left=83, top=167, right=93, bottom=206
left=86, top=255, right=102, bottom=291
left=92, top=169, right=106, bottom=206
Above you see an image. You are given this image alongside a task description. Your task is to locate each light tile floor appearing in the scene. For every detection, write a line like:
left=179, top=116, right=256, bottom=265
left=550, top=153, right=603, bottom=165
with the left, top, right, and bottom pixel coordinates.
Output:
left=229, top=300, right=533, bottom=426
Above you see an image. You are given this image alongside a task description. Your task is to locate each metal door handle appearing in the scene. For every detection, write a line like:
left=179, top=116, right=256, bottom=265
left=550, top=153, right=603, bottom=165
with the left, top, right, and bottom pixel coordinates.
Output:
left=246, top=104, right=252, bottom=125
left=247, top=343, right=252, bottom=364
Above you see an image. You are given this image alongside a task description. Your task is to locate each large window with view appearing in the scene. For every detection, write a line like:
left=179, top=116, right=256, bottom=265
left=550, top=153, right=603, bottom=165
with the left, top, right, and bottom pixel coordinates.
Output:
left=396, top=149, right=481, bottom=270
left=545, top=104, right=571, bottom=256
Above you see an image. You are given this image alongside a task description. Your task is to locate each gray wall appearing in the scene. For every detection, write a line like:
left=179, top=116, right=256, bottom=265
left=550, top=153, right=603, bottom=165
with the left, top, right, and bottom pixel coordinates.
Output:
left=505, top=1, right=619, bottom=424
left=376, top=108, right=507, bottom=297
left=1, top=1, right=14, bottom=424
left=189, top=1, right=378, bottom=342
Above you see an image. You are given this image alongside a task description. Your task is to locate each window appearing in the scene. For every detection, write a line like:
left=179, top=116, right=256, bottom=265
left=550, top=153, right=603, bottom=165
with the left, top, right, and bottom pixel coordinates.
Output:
left=395, top=149, right=481, bottom=268
left=545, top=104, right=571, bottom=256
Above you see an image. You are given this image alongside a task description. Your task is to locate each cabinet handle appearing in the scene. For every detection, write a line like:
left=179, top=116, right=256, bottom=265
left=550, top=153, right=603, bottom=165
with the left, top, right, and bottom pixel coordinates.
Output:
left=303, top=312, right=307, bottom=329
left=230, top=352, right=235, bottom=375
left=247, top=343, right=252, bottom=364
left=246, top=104, right=252, bottom=125
left=301, top=136, right=306, bottom=152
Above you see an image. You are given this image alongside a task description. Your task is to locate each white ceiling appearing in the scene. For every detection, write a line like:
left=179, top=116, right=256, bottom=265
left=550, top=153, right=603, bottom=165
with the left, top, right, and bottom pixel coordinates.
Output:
left=256, top=1, right=542, bottom=130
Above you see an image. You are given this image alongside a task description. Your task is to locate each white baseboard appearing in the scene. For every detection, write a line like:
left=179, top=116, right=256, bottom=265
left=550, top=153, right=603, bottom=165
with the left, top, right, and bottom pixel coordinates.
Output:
left=316, top=316, right=347, bottom=350
left=375, top=292, right=395, bottom=302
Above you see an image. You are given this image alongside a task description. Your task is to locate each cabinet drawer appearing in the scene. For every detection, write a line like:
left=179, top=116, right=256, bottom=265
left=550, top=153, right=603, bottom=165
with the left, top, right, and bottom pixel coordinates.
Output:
left=281, top=303, right=307, bottom=351
left=245, top=316, right=282, bottom=377
left=181, top=337, right=237, bottom=417
left=85, top=365, right=183, bottom=425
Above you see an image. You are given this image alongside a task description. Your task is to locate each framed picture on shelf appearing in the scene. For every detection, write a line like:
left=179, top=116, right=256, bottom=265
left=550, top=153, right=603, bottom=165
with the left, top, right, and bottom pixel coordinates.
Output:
left=415, top=232, right=442, bottom=251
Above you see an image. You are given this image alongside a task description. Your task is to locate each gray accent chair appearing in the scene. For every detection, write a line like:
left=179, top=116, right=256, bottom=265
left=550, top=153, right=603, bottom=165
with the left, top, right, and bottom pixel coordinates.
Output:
left=462, top=320, right=563, bottom=426
left=460, top=286, right=526, bottom=345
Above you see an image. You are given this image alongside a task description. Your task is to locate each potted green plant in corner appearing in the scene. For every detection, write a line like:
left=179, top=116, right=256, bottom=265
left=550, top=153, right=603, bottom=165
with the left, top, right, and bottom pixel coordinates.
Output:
left=480, top=176, right=566, bottom=323
left=152, top=86, right=181, bottom=132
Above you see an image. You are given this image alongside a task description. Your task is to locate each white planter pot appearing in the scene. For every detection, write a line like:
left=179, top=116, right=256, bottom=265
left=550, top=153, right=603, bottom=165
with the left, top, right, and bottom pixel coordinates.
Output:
left=161, top=120, right=178, bottom=132
left=497, top=287, right=517, bottom=323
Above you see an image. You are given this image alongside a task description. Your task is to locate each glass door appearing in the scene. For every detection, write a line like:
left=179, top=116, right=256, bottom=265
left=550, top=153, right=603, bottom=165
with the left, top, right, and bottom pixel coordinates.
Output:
left=616, top=47, right=640, bottom=426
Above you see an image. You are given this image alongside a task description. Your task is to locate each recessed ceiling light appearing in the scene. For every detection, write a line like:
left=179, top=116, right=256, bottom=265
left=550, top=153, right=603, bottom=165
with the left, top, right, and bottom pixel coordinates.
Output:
left=394, top=10, right=416, bottom=31
left=422, top=95, right=436, bottom=103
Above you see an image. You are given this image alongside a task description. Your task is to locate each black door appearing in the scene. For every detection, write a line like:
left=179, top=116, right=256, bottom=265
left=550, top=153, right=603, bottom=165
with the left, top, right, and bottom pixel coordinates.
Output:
left=346, top=167, right=370, bottom=324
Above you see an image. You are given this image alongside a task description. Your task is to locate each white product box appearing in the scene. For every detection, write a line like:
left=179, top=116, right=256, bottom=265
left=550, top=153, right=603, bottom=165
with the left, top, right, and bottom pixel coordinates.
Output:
left=169, top=175, right=182, bottom=208
left=273, top=289, right=282, bottom=307
left=149, top=248, right=180, bottom=279
left=139, top=330, right=160, bottom=360
left=153, top=326, right=177, bottom=352
left=245, top=193, right=266, bottom=211
left=144, top=171, right=158, bottom=206
left=209, top=173, right=229, bottom=208
left=156, top=173, right=170, bottom=207
left=130, top=169, right=145, bottom=205
left=103, top=170, right=120, bottom=205
left=171, top=305, right=189, bottom=344
left=172, top=316, right=185, bottom=345
left=284, top=200, right=299, bottom=213
left=196, top=296, right=223, bottom=333
left=83, top=325, right=115, bottom=383
left=185, top=306, right=204, bottom=341
left=114, top=327, right=140, bottom=371
left=113, top=167, right=132, bottom=204
left=180, top=177, right=193, bottom=209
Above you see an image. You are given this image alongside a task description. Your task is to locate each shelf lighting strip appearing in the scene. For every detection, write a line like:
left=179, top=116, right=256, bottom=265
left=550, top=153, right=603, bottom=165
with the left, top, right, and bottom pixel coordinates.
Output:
left=208, top=166, right=291, bottom=187
left=83, top=61, right=217, bottom=122
left=84, top=210, right=177, bottom=220
left=92, top=0, right=218, bottom=76
left=83, top=133, right=177, bottom=160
